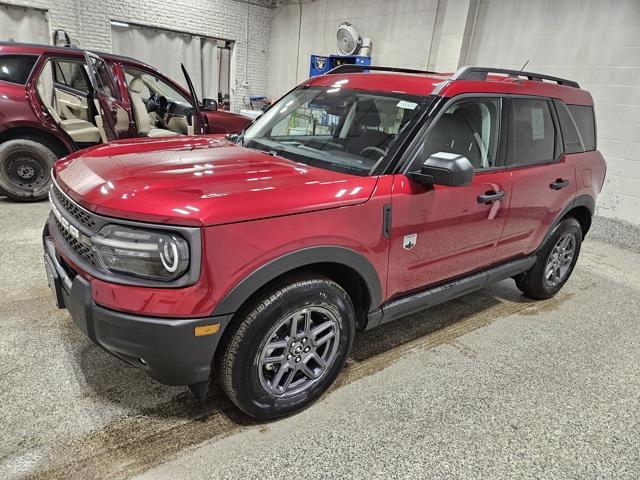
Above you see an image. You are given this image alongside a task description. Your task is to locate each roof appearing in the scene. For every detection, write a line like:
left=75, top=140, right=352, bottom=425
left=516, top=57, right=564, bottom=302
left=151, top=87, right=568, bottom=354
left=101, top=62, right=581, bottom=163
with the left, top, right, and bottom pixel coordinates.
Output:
left=0, top=41, right=154, bottom=69
left=306, top=65, right=593, bottom=106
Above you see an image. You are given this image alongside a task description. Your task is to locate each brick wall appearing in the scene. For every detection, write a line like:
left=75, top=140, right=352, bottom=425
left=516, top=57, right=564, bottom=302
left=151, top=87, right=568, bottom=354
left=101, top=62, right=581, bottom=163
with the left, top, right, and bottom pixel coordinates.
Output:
left=1, top=0, right=272, bottom=112
left=465, top=0, right=640, bottom=224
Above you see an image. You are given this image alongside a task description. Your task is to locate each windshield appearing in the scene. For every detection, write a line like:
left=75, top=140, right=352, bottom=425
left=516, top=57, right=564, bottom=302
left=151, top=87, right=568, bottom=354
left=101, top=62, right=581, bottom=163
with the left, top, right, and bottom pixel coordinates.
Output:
left=242, top=86, right=428, bottom=176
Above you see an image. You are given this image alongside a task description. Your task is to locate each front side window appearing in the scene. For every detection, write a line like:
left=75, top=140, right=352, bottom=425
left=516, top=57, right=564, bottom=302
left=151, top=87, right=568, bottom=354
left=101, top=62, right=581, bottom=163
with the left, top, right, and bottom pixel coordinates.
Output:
left=124, top=68, right=191, bottom=107
left=422, top=97, right=501, bottom=170
left=242, top=86, right=427, bottom=176
left=510, top=98, right=556, bottom=165
left=0, top=55, right=37, bottom=85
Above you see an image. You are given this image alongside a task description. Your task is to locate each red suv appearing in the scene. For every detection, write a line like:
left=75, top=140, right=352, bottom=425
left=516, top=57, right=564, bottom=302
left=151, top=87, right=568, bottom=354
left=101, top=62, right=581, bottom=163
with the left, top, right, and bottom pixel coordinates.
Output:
left=0, top=42, right=250, bottom=201
left=43, top=65, right=606, bottom=419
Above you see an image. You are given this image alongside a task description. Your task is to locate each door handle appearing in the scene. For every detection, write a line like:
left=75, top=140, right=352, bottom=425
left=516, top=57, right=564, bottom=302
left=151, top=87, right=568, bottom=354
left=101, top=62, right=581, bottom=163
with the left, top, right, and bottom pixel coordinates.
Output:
left=477, top=190, right=505, bottom=204
left=550, top=178, right=570, bottom=190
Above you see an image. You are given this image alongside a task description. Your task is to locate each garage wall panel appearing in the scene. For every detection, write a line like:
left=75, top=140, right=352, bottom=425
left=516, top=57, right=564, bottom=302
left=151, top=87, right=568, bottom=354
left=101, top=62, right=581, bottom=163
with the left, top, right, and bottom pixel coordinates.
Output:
left=268, top=0, right=440, bottom=99
left=464, top=0, right=640, bottom=225
left=0, top=3, right=49, bottom=43
left=0, top=0, right=271, bottom=112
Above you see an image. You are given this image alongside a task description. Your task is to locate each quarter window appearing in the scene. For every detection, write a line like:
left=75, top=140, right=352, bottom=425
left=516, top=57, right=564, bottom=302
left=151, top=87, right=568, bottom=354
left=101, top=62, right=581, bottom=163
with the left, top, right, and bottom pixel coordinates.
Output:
left=0, top=55, right=37, bottom=85
left=554, top=100, right=584, bottom=154
left=568, top=105, right=596, bottom=151
left=423, top=97, right=501, bottom=170
left=510, top=98, right=556, bottom=165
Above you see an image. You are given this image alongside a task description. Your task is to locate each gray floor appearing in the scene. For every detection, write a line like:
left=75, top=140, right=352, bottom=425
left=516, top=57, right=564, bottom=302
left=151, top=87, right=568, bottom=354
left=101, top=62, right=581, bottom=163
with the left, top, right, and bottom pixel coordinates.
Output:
left=1, top=198, right=639, bottom=480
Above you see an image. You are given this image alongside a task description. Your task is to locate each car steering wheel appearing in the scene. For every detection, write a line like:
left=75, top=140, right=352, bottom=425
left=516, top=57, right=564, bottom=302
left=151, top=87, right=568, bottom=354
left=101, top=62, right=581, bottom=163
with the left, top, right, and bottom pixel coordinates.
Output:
left=146, top=93, right=168, bottom=118
left=360, top=146, right=387, bottom=159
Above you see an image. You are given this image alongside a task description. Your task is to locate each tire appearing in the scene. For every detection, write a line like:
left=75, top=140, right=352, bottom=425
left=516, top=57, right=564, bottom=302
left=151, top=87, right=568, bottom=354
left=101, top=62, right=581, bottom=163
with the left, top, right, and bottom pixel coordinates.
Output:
left=515, top=217, right=582, bottom=300
left=217, top=275, right=355, bottom=419
left=0, top=139, right=58, bottom=201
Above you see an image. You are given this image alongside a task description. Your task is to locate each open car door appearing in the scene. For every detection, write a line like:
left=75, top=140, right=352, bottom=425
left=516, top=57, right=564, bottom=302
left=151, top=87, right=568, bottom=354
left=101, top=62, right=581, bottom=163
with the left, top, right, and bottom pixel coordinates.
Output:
left=83, top=51, right=132, bottom=141
left=181, top=63, right=206, bottom=135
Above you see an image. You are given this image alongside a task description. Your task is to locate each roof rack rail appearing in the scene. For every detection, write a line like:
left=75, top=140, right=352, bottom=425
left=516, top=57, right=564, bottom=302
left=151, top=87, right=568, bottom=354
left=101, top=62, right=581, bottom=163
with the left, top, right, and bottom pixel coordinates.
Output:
left=327, top=64, right=438, bottom=75
left=452, top=66, right=580, bottom=88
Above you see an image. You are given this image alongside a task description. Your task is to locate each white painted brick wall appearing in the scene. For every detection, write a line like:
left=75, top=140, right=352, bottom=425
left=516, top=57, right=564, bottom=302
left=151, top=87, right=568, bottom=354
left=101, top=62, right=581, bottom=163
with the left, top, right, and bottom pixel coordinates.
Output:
left=1, top=0, right=272, bottom=112
left=268, top=0, right=439, bottom=99
left=464, top=0, right=640, bottom=225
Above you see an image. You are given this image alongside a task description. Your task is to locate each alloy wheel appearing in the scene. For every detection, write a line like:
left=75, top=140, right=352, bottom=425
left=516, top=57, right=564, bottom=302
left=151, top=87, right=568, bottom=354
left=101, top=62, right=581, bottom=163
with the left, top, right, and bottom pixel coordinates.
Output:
left=544, top=233, right=576, bottom=287
left=257, top=306, right=340, bottom=397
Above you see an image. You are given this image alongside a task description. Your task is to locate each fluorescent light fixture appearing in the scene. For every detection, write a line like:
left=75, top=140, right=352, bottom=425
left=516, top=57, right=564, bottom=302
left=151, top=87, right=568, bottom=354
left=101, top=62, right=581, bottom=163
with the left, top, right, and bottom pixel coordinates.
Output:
left=110, top=20, right=130, bottom=28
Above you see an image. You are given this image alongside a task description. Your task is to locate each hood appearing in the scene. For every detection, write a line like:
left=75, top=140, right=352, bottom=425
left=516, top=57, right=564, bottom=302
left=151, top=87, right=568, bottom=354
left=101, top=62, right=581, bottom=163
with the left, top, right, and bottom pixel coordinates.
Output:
left=54, top=136, right=378, bottom=226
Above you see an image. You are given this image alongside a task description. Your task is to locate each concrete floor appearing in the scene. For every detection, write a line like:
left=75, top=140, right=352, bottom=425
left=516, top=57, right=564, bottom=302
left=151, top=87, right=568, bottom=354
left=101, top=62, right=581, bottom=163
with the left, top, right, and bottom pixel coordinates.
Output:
left=1, top=198, right=639, bottom=480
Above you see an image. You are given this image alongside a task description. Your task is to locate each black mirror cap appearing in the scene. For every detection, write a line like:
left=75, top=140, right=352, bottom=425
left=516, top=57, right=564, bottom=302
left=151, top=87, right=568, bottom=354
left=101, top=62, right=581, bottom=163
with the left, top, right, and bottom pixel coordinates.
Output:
left=411, top=152, right=474, bottom=188
left=202, top=98, right=218, bottom=111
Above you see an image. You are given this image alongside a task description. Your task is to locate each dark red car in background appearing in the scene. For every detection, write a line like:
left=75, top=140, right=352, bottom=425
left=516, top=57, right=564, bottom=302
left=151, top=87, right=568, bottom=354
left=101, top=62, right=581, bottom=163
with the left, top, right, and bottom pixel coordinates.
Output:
left=0, top=42, right=251, bottom=201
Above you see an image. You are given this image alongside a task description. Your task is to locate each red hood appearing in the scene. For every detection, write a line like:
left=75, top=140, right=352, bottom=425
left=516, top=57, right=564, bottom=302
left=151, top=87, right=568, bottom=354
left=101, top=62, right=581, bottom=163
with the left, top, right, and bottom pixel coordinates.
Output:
left=54, top=136, right=378, bottom=226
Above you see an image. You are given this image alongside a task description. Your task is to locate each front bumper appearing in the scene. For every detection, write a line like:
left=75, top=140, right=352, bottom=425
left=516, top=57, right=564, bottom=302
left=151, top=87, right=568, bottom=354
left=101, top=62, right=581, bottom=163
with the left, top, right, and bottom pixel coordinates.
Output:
left=43, top=229, right=231, bottom=387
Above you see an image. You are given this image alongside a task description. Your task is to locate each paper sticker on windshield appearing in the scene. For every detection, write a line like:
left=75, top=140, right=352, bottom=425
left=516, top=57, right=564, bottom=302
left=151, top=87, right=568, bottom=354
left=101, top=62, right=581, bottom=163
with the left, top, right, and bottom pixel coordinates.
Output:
left=397, top=100, right=418, bottom=110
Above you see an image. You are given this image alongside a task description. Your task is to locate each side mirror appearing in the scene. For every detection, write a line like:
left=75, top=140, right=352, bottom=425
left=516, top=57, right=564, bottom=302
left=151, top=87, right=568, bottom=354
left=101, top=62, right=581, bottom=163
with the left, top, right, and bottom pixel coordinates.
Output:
left=409, top=152, right=474, bottom=188
left=202, top=98, right=218, bottom=111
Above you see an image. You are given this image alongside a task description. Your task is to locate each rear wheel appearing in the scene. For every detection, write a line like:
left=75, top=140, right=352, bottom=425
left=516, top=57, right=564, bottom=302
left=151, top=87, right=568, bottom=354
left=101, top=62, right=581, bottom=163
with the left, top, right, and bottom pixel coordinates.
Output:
left=0, top=139, right=58, bottom=201
left=515, top=217, right=582, bottom=299
left=217, top=276, right=355, bottom=419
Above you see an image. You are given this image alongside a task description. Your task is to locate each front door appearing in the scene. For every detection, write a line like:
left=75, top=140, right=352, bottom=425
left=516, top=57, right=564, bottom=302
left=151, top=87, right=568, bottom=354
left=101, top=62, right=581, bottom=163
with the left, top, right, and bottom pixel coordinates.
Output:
left=387, top=96, right=511, bottom=299
left=83, top=51, right=131, bottom=141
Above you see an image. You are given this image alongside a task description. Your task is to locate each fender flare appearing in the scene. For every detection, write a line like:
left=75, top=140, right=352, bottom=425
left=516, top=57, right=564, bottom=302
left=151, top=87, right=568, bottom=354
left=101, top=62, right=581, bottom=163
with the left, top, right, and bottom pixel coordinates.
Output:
left=537, top=194, right=595, bottom=252
left=211, top=246, right=382, bottom=317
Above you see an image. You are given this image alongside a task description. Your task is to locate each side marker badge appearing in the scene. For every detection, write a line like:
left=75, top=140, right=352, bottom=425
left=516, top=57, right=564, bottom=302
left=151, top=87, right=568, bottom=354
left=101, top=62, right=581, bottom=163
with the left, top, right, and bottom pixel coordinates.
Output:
left=403, top=233, right=417, bottom=251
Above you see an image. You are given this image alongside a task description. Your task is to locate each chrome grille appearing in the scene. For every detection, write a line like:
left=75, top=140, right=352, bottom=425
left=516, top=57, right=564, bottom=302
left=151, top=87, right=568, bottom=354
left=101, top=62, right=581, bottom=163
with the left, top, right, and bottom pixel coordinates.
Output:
left=52, top=183, right=97, bottom=229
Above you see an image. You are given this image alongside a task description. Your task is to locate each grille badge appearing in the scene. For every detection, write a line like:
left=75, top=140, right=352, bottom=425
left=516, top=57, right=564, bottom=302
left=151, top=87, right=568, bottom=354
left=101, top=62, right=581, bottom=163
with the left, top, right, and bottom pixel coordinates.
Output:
left=50, top=195, right=92, bottom=247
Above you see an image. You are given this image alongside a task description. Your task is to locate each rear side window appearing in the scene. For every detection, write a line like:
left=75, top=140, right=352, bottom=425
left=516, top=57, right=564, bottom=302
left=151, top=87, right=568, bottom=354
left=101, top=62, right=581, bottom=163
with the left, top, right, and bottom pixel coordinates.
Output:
left=510, top=98, right=556, bottom=165
left=568, top=105, right=596, bottom=151
left=554, top=100, right=584, bottom=154
left=52, top=60, right=90, bottom=94
left=0, top=55, right=38, bottom=85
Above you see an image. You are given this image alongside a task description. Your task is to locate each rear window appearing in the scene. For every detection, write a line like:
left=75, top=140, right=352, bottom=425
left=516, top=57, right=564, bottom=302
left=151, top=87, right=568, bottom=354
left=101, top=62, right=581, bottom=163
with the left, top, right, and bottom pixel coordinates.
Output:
left=567, top=105, right=596, bottom=151
left=0, top=55, right=38, bottom=85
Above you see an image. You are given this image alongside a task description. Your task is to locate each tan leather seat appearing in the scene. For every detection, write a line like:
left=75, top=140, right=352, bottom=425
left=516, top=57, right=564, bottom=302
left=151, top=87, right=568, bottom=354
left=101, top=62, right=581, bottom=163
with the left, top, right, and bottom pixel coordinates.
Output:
left=128, top=78, right=180, bottom=138
left=36, top=80, right=101, bottom=144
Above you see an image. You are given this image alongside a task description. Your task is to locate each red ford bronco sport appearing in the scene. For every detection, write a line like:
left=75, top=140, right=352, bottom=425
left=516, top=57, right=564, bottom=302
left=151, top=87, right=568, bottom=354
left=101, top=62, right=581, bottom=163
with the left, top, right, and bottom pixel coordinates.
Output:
left=43, top=65, right=606, bottom=419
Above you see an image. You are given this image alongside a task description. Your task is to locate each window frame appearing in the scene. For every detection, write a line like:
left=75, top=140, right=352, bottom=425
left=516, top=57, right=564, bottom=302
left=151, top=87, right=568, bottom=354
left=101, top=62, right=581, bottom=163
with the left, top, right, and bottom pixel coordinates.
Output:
left=0, top=54, right=39, bottom=86
left=400, top=93, right=509, bottom=176
left=567, top=104, right=597, bottom=152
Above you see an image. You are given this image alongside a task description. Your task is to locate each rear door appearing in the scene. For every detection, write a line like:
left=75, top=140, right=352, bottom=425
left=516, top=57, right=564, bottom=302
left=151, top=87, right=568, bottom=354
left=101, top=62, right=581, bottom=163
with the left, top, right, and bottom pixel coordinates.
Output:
left=83, top=51, right=132, bottom=140
left=387, top=96, right=512, bottom=298
left=496, top=97, right=576, bottom=261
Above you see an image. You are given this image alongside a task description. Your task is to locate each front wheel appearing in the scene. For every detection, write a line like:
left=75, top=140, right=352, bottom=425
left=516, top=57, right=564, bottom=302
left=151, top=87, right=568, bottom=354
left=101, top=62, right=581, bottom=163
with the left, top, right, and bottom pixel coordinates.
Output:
left=515, top=217, right=582, bottom=299
left=217, top=276, right=355, bottom=419
left=0, top=139, right=58, bottom=201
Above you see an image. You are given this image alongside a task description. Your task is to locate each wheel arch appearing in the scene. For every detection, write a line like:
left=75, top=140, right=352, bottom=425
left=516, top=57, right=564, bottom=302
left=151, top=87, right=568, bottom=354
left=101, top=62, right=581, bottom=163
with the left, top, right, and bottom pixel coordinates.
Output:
left=211, top=246, right=382, bottom=331
left=0, top=126, right=73, bottom=158
left=538, top=195, right=595, bottom=252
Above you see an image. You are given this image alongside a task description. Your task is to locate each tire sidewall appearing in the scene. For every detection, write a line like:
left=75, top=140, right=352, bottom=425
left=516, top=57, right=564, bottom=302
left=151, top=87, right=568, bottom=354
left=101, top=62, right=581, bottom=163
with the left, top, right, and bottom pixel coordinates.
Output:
left=0, top=139, right=57, bottom=201
left=228, top=279, right=355, bottom=419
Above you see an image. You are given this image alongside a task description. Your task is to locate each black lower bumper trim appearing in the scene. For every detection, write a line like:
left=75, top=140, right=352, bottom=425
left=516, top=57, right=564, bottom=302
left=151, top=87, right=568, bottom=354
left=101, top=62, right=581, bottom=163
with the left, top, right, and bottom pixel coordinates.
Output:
left=43, top=229, right=231, bottom=386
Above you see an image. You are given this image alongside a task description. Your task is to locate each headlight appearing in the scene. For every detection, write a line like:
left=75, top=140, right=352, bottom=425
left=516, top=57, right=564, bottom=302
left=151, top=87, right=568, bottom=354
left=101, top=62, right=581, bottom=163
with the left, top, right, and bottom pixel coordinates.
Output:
left=92, top=225, right=190, bottom=281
